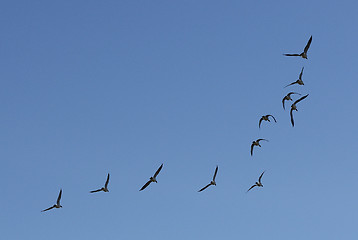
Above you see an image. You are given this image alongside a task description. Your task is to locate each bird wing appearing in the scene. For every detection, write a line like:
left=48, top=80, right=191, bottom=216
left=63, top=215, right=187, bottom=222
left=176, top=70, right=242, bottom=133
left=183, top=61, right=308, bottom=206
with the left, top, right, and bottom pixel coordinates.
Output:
left=57, top=189, right=62, bottom=205
left=140, top=180, right=152, bottom=191
left=250, top=143, right=254, bottom=156
left=247, top=185, right=257, bottom=192
left=288, top=92, right=301, bottom=97
left=105, top=173, right=110, bottom=188
left=213, top=166, right=218, bottom=181
left=268, top=115, right=277, bottom=122
left=283, top=53, right=300, bottom=57
left=41, top=205, right=55, bottom=212
left=299, top=67, right=304, bottom=79
left=293, top=94, right=309, bottom=105
left=259, top=117, right=263, bottom=128
left=284, top=81, right=298, bottom=88
left=304, top=36, right=312, bottom=53
left=290, top=108, right=295, bottom=127
left=90, top=188, right=103, bottom=193
left=198, top=183, right=211, bottom=192
left=153, top=164, right=163, bottom=178
left=282, top=97, right=286, bottom=110
left=258, top=171, right=265, bottom=183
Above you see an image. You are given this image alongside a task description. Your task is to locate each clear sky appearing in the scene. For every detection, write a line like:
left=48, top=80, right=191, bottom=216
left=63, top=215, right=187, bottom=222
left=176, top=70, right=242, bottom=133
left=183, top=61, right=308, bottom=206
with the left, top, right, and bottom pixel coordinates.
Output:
left=1, top=1, right=357, bottom=239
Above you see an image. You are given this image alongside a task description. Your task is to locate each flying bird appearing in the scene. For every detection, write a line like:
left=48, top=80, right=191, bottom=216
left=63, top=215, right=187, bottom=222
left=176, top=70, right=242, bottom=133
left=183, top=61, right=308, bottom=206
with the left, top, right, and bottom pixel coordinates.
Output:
left=90, top=173, right=110, bottom=193
left=290, top=94, right=309, bottom=127
left=140, top=164, right=163, bottom=191
left=284, top=67, right=305, bottom=88
left=247, top=171, right=265, bottom=192
left=259, top=115, right=277, bottom=128
left=251, top=139, right=269, bottom=156
left=283, top=35, right=312, bottom=59
left=41, top=189, right=63, bottom=212
left=198, top=165, right=218, bottom=192
left=282, top=92, right=301, bottom=110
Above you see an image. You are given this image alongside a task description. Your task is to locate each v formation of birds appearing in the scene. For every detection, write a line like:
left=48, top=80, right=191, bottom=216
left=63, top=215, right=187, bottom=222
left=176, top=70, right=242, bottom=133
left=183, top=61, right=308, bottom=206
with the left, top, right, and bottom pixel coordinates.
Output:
left=41, top=36, right=312, bottom=212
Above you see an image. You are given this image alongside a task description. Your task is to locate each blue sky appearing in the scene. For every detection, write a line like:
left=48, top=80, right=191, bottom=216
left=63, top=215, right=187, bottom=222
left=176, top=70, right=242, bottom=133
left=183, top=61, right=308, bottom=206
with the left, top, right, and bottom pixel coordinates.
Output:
left=1, top=1, right=357, bottom=239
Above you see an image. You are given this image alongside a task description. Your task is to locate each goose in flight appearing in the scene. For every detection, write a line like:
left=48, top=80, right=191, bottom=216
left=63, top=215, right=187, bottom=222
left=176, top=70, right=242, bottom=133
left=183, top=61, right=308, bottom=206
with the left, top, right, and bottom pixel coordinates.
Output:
left=140, top=164, right=163, bottom=191
left=41, top=189, right=62, bottom=212
left=290, top=94, right=309, bottom=127
left=90, top=173, right=110, bottom=193
left=282, top=92, right=301, bottom=110
left=283, top=35, right=312, bottom=59
left=285, top=67, right=305, bottom=88
left=251, top=139, right=269, bottom=156
left=198, top=165, right=218, bottom=192
left=259, top=115, right=277, bottom=128
left=247, top=171, right=265, bottom=192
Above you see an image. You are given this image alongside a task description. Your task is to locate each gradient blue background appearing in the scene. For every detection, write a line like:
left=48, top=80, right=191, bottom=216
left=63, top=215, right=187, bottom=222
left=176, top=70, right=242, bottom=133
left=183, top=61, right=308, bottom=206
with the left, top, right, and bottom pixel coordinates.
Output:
left=1, top=1, right=357, bottom=239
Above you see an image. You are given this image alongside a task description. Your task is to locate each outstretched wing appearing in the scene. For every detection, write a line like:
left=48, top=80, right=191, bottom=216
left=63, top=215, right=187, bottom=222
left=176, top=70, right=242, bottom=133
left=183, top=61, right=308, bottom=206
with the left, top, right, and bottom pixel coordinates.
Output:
left=283, top=53, right=300, bottom=57
left=57, top=189, right=62, bottom=205
left=247, top=185, right=257, bottom=193
left=154, top=164, right=163, bottom=178
left=304, top=36, right=312, bottom=54
left=198, top=183, right=211, bottom=192
left=90, top=188, right=103, bottom=193
left=41, top=205, right=55, bottom=212
left=284, top=80, right=298, bottom=88
left=259, top=117, right=263, bottom=128
left=105, top=173, right=110, bottom=188
left=293, top=94, right=309, bottom=105
left=213, top=166, right=218, bottom=181
left=268, top=115, right=277, bottom=122
left=140, top=180, right=152, bottom=191
left=299, top=67, right=304, bottom=79
left=258, top=171, right=265, bottom=183
left=250, top=143, right=254, bottom=156
left=290, top=108, right=295, bottom=127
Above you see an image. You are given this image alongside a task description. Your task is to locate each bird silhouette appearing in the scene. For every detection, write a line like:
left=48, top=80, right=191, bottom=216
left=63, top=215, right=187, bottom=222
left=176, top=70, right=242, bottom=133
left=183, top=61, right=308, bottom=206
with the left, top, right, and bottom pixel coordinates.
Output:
left=251, top=139, right=269, bottom=156
left=283, top=35, right=312, bottom=59
left=290, top=94, right=309, bottom=127
left=259, top=115, right=277, bottom=128
left=285, top=67, right=305, bottom=88
left=198, top=166, right=219, bottom=192
left=140, top=164, right=163, bottom=191
left=90, top=173, right=110, bottom=193
left=41, top=189, right=63, bottom=212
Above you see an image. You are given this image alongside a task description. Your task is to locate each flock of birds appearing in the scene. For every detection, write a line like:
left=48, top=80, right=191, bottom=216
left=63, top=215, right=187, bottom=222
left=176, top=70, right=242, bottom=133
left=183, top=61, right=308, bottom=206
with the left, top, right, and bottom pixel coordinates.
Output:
left=41, top=35, right=313, bottom=212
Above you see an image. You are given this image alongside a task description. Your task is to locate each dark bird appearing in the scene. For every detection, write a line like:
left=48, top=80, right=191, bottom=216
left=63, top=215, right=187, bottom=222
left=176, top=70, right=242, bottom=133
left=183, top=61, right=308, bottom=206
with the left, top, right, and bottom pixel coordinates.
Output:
left=198, top=165, right=218, bottom=192
left=290, top=94, right=309, bottom=127
left=284, top=67, right=305, bottom=88
left=41, top=189, right=62, bottom=212
left=251, top=139, right=269, bottom=156
left=140, top=164, right=163, bottom=191
left=282, top=92, right=301, bottom=110
left=247, top=171, right=265, bottom=192
left=259, top=115, right=277, bottom=128
left=283, top=35, right=312, bottom=59
left=90, top=173, right=110, bottom=193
